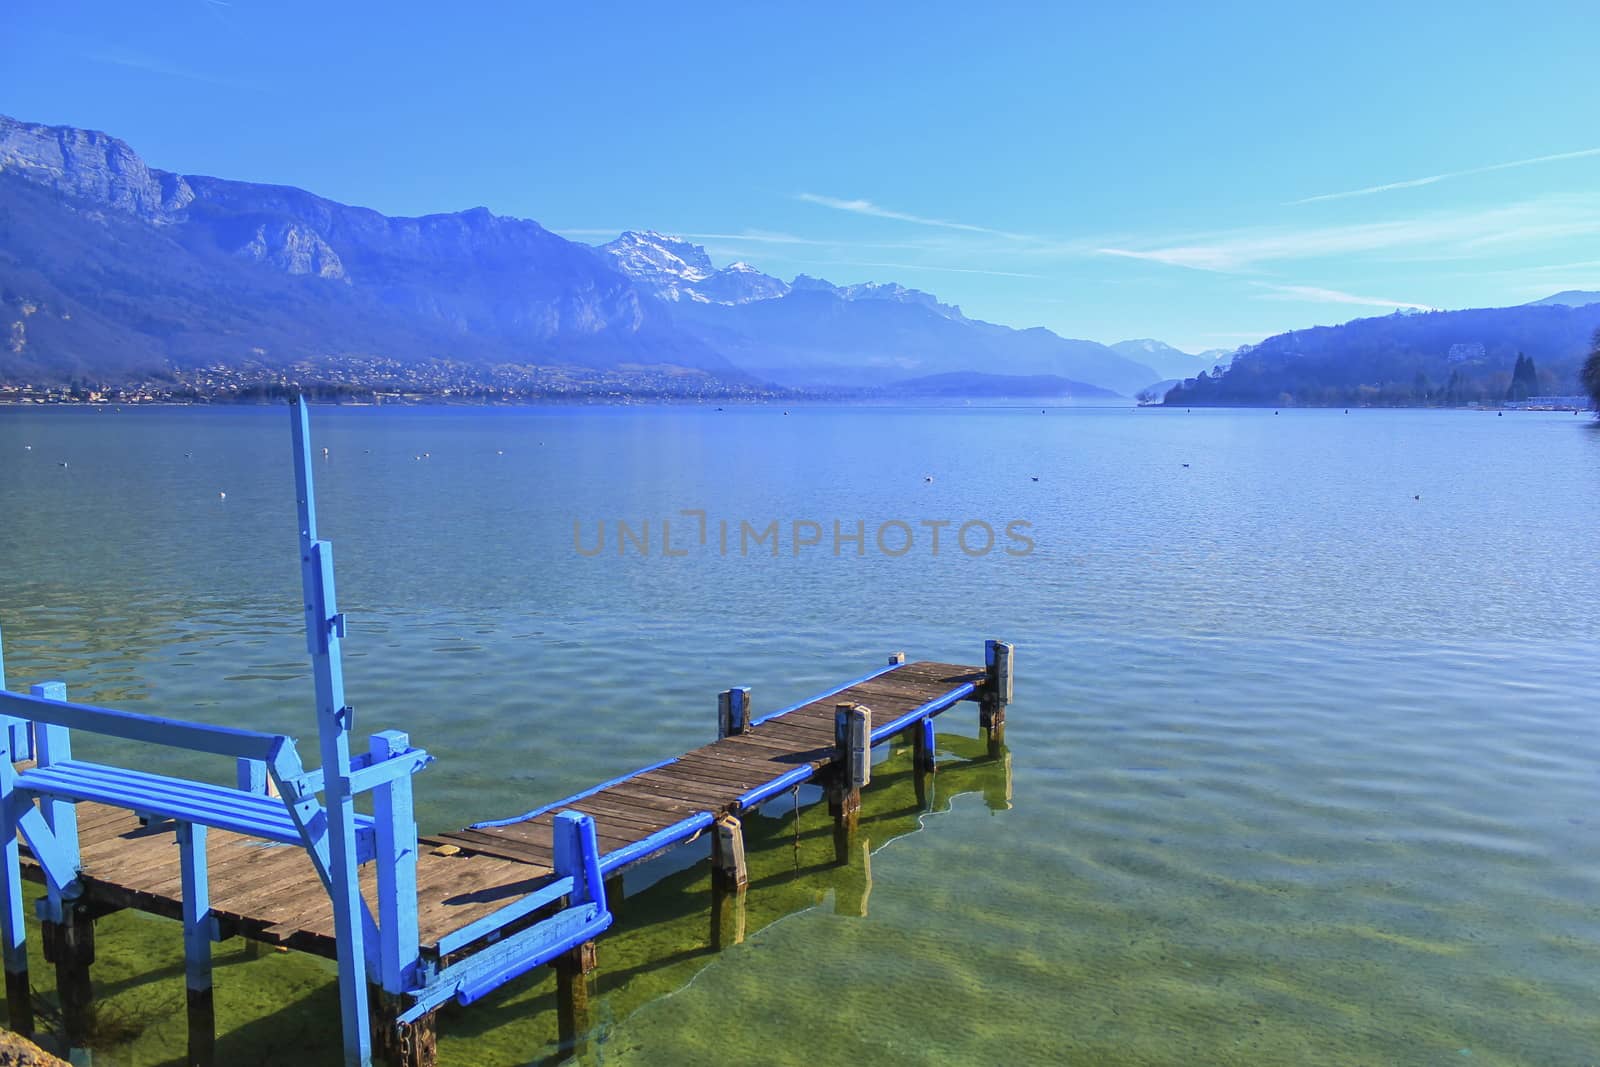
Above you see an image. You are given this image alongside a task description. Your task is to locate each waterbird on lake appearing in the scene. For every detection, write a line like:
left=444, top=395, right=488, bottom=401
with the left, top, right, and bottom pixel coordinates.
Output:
left=924, top=475, right=934, bottom=483
left=23, top=445, right=30, bottom=451
left=1031, top=476, right=1039, bottom=481
left=1182, top=463, right=1190, bottom=468
left=58, top=461, right=67, bottom=468
left=322, top=447, right=329, bottom=456
left=218, top=491, right=226, bottom=499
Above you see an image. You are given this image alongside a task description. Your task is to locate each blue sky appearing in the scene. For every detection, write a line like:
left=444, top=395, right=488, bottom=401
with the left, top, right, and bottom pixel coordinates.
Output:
left=5, top=1, right=1599, bottom=353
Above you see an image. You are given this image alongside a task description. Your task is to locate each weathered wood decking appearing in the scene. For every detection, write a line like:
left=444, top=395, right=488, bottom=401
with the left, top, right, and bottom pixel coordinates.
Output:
left=17, top=659, right=987, bottom=963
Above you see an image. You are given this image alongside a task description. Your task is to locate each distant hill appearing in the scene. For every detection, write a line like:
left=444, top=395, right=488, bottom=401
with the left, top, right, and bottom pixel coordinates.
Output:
left=1525, top=290, right=1600, bottom=308
left=1164, top=303, right=1600, bottom=407
left=665, top=286, right=1158, bottom=393
left=886, top=371, right=1120, bottom=398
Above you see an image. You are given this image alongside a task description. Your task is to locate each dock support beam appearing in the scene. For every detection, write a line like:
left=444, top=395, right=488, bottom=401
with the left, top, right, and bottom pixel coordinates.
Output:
left=0, top=628, right=35, bottom=1039
left=710, top=814, right=748, bottom=951
left=981, top=640, right=1013, bottom=752
left=711, top=815, right=748, bottom=892
left=717, top=687, right=751, bottom=739
left=371, top=989, right=437, bottom=1067
left=831, top=703, right=871, bottom=865
left=179, top=822, right=215, bottom=1067
left=554, top=941, right=596, bottom=1055
left=912, top=716, right=936, bottom=809
left=43, top=905, right=94, bottom=1064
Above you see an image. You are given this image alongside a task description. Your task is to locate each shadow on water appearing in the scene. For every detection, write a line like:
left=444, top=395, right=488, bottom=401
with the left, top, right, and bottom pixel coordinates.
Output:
left=0, top=730, right=1012, bottom=1066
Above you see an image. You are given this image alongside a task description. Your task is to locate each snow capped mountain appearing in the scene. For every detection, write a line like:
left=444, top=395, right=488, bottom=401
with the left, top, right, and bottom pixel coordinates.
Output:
left=1111, top=338, right=1210, bottom=381
left=598, top=231, right=789, bottom=305
left=792, top=275, right=969, bottom=322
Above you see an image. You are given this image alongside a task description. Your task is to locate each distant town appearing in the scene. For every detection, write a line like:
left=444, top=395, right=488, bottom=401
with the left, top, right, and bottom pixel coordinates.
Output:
left=0, top=357, right=799, bottom=405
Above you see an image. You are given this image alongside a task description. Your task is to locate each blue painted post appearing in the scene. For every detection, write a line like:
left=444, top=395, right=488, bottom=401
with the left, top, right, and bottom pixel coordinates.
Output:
left=0, top=628, right=34, bottom=1037
left=717, top=687, right=751, bottom=739
left=552, top=811, right=603, bottom=1054
left=913, top=715, right=936, bottom=809
left=369, top=730, right=418, bottom=995
left=31, top=683, right=78, bottom=870
left=178, top=821, right=216, bottom=1067
left=235, top=757, right=270, bottom=795
left=290, top=398, right=372, bottom=1067
left=31, top=683, right=93, bottom=1063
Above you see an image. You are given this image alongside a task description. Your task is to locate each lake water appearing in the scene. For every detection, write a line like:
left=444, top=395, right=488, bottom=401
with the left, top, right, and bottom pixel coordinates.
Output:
left=0, top=403, right=1597, bottom=1065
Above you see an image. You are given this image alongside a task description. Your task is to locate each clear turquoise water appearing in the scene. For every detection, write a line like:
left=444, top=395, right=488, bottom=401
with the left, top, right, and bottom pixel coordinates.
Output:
left=0, top=404, right=1597, bottom=1065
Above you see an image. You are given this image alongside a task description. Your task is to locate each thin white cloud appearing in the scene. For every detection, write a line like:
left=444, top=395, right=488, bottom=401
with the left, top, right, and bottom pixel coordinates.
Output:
left=81, top=48, right=271, bottom=93
left=1291, top=147, right=1600, bottom=205
left=813, top=259, right=1045, bottom=279
left=1252, top=283, right=1436, bottom=312
left=797, top=193, right=1034, bottom=240
left=1098, top=195, right=1600, bottom=273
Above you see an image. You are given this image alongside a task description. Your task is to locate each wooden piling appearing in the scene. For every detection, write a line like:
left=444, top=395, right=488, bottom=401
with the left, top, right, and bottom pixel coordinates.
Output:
left=711, top=814, right=748, bottom=892
left=371, top=987, right=438, bottom=1067
left=43, top=906, right=95, bottom=1060
left=710, top=882, right=747, bottom=951
left=981, top=640, right=1014, bottom=749
left=3, top=962, right=31, bottom=1038
left=717, top=686, right=751, bottom=739
left=831, top=703, right=871, bottom=864
left=554, top=940, right=596, bottom=1053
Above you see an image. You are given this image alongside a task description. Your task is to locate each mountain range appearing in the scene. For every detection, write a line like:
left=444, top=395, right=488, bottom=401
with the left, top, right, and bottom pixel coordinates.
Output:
left=0, top=113, right=1162, bottom=398
left=7, top=112, right=1591, bottom=408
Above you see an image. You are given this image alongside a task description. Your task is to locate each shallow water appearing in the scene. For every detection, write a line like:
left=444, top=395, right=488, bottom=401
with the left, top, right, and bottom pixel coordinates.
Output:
left=0, top=404, right=1597, bottom=1064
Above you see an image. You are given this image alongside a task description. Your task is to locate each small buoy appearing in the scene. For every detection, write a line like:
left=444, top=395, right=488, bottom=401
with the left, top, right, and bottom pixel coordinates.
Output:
left=321, top=447, right=329, bottom=456
left=1497, top=412, right=1502, bottom=417
left=23, top=445, right=30, bottom=451
left=496, top=449, right=504, bottom=455
left=1413, top=494, right=1420, bottom=501
left=1274, top=410, right=1279, bottom=415
left=1182, top=463, right=1190, bottom=468
left=218, top=491, right=226, bottom=499
left=1344, top=409, right=1349, bottom=414
left=423, top=452, right=430, bottom=458
left=58, top=461, right=67, bottom=468
left=783, top=410, right=789, bottom=415
left=1031, top=475, right=1039, bottom=481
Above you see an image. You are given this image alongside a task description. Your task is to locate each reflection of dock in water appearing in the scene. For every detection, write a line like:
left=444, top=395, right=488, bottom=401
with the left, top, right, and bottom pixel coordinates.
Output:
left=511, top=727, right=1016, bottom=1063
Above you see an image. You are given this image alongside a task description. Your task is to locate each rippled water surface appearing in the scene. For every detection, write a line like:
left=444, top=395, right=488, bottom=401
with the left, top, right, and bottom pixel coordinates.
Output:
left=0, top=404, right=1597, bottom=1065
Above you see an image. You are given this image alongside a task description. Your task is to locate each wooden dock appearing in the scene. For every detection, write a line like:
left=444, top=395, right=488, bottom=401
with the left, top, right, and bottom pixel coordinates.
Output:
left=16, top=658, right=991, bottom=960
left=0, top=400, right=1016, bottom=1067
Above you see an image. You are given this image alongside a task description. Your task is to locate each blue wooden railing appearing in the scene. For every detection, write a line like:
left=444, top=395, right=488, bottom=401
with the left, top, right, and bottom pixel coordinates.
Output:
left=0, top=399, right=611, bottom=1067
